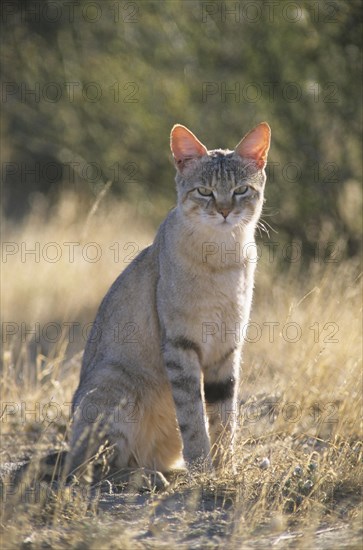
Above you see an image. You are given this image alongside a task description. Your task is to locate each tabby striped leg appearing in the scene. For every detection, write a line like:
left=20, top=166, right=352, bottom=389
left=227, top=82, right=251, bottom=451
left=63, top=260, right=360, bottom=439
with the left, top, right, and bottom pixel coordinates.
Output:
left=163, top=338, right=212, bottom=470
left=204, top=352, right=240, bottom=470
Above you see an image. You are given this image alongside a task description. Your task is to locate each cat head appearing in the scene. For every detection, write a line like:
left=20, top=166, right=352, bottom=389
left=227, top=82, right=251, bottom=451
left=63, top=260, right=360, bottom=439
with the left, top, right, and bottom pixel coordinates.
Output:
left=170, top=122, right=271, bottom=232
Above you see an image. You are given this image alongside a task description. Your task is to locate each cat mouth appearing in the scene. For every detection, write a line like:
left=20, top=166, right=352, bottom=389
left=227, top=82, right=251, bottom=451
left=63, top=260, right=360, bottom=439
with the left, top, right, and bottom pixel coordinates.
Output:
left=201, top=213, right=238, bottom=228
left=218, top=217, right=237, bottom=228
left=219, top=213, right=235, bottom=224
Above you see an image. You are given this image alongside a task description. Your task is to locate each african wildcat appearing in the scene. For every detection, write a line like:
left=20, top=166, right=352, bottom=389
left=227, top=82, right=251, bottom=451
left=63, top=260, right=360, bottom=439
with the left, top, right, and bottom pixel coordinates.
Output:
left=67, top=122, right=271, bottom=475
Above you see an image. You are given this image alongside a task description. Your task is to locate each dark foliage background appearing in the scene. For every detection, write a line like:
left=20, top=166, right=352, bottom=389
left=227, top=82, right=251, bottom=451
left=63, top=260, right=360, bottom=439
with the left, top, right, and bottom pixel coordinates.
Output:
left=2, top=0, right=362, bottom=258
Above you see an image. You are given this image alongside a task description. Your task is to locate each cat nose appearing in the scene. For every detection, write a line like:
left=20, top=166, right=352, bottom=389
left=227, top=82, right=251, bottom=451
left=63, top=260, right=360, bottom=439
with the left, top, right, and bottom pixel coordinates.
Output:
left=218, top=207, right=232, bottom=219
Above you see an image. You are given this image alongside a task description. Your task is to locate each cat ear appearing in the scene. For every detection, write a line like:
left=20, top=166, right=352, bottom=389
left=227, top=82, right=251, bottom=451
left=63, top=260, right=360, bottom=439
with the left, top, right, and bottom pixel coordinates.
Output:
left=170, top=124, right=208, bottom=167
left=234, top=122, right=271, bottom=169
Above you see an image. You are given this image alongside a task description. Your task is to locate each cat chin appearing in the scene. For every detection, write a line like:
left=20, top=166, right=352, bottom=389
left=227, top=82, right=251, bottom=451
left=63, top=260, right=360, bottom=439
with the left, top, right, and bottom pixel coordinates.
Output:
left=217, top=220, right=237, bottom=230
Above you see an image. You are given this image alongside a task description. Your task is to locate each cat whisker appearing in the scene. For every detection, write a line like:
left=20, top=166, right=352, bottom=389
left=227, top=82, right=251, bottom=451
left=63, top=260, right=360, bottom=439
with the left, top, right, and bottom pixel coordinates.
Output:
left=256, top=223, right=265, bottom=238
left=261, top=207, right=279, bottom=218
left=258, top=218, right=278, bottom=237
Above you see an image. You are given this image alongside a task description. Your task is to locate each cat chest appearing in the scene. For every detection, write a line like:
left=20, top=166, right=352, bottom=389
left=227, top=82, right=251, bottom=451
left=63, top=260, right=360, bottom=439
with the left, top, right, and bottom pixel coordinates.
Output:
left=158, top=261, right=253, bottom=359
left=181, top=271, right=250, bottom=354
left=189, top=289, right=244, bottom=356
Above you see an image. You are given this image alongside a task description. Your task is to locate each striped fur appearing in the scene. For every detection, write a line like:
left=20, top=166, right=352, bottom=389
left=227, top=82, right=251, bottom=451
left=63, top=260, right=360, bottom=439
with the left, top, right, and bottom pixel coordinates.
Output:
left=67, top=123, right=270, bottom=475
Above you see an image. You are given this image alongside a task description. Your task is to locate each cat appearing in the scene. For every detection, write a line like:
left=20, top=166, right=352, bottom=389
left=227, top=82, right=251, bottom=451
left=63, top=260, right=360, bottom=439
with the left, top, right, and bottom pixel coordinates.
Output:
left=66, top=122, right=271, bottom=477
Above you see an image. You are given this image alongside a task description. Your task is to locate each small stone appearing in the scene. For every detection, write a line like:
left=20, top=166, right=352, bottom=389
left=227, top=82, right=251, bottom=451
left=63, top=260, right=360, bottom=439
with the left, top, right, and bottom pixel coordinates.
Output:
left=293, top=466, right=303, bottom=477
left=302, top=479, right=314, bottom=494
left=259, top=457, right=270, bottom=469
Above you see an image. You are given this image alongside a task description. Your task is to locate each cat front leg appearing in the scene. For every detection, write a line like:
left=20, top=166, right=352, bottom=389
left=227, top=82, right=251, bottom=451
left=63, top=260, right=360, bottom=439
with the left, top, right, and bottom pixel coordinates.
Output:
left=204, top=349, right=240, bottom=470
left=162, top=338, right=212, bottom=471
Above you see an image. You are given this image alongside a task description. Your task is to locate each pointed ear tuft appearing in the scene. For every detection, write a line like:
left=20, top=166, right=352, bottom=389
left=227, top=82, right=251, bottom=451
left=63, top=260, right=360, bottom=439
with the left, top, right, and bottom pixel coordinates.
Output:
left=234, top=122, right=271, bottom=169
left=170, top=124, right=208, bottom=166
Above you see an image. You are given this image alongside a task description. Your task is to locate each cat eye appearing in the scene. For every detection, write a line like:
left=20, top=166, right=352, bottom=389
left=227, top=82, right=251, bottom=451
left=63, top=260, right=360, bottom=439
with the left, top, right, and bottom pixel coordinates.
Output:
left=197, top=187, right=214, bottom=197
left=233, top=185, right=249, bottom=195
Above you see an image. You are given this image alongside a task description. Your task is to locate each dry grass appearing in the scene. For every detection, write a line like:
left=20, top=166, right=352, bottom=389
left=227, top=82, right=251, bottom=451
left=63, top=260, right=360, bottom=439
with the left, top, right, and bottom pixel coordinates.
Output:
left=1, top=192, right=362, bottom=549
